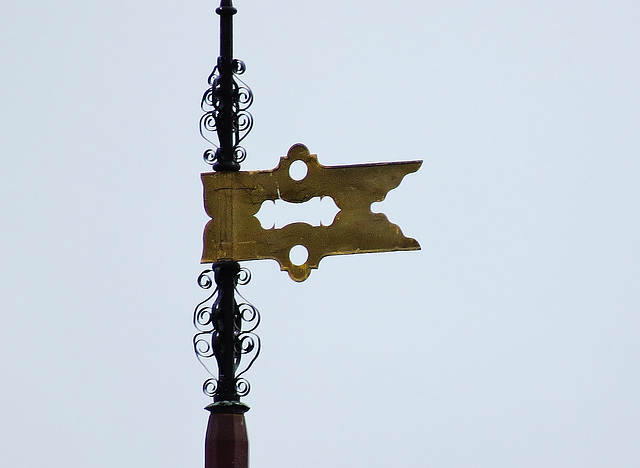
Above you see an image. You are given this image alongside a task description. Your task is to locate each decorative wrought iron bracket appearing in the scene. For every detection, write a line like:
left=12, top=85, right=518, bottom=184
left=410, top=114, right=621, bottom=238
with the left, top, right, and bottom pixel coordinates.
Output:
left=200, top=0, right=253, bottom=171
left=194, top=264, right=260, bottom=401
left=201, top=143, right=422, bottom=281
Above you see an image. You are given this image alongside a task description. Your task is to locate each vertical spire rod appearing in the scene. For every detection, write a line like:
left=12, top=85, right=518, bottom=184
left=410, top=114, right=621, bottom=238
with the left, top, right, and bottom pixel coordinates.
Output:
left=204, top=3, right=249, bottom=467
left=210, top=0, right=241, bottom=405
left=214, top=0, right=239, bottom=171
left=211, top=261, right=240, bottom=402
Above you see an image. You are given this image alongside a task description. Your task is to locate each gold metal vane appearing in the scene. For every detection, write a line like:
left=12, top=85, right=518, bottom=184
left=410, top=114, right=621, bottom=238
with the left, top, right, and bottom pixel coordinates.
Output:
left=202, top=144, right=421, bottom=281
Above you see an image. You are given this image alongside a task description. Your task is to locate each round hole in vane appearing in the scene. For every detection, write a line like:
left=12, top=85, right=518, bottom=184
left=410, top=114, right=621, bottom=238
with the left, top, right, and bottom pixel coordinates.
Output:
left=289, top=245, right=309, bottom=266
left=289, top=160, right=308, bottom=181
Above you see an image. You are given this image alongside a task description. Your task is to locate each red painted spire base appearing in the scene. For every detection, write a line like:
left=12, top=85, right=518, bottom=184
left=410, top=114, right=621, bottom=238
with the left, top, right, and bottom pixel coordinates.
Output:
left=205, top=403, right=249, bottom=468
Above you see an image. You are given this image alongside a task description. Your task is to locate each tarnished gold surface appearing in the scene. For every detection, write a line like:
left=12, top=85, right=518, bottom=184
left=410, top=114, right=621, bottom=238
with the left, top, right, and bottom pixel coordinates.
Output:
left=202, top=144, right=421, bottom=281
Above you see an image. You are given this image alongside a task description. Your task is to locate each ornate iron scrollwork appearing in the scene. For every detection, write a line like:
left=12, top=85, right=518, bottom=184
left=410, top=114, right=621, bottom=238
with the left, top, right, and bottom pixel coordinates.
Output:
left=194, top=266, right=261, bottom=399
left=200, top=59, right=254, bottom=167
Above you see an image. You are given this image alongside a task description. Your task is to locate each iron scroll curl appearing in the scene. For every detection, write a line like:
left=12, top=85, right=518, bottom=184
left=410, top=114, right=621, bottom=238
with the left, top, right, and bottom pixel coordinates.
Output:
left=200, top=60, right=254, bottom=167
left=193, top=267, right=261, bottom=398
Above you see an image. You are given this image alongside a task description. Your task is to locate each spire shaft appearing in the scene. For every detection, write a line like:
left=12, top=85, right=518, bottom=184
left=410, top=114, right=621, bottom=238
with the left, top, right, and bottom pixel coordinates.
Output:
left=214, top=0, right=238, bottom=171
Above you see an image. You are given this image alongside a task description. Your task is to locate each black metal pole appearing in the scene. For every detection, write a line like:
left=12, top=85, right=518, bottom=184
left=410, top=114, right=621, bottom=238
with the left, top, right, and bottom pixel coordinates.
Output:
left=213, top=0, right=239, bottom=172
left=198, top=0, right=257, bottom=410
left=203, top=2, right=250, bottom=467
left=210, top=0, right=241, bottom=404
left=211, top=261, right=240, bottom=402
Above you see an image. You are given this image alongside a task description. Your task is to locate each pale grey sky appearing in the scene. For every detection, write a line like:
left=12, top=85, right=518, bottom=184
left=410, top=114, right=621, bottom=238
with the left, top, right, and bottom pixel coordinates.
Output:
left=1, top=1, right=639, bottom=467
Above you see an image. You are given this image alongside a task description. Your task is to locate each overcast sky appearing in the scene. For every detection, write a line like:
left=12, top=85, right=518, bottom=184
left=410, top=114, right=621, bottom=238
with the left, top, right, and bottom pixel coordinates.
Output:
left=2, top=1, right=639, bottom=467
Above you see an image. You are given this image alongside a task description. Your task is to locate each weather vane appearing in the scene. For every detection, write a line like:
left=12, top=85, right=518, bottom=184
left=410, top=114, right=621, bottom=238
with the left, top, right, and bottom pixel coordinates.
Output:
left=193, top=2, right=421, bottom=467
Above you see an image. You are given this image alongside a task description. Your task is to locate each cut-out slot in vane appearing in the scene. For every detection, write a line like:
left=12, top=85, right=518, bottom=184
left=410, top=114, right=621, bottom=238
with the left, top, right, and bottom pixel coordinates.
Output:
left=255, top=196, right=340, bottom=229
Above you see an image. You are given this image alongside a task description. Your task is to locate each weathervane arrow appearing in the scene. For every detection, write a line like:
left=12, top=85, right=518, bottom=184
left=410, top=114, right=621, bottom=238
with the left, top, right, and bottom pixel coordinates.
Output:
left=202, top=143, right=422, bottom=281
